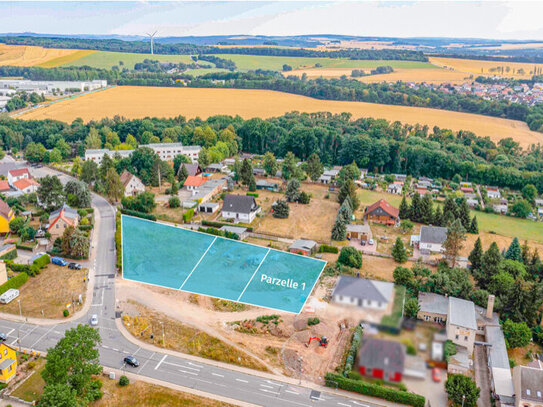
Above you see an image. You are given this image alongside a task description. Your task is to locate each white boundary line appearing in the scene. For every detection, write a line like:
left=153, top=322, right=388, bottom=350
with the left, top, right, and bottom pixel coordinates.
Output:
left=179, top=236, right=217, bottom=289
left=237, top=248, right=270, bottom=301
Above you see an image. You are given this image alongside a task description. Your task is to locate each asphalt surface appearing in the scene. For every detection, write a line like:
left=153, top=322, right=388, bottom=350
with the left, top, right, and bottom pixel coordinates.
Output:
left=0, top=164, right=387, bottom=407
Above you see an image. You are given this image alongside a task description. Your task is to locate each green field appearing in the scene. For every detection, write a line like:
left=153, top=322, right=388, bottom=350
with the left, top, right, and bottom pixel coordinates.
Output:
left=64, top=51, right=196, bottom=69
left=184, top=67, right=231, bottom=76
left=214, top=54, right=437, bottom=71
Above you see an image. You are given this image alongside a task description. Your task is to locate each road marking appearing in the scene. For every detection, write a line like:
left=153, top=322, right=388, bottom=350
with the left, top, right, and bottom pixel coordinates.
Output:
left=260, top=388, right=281, bottom=395
left=179, top=237, right=217, bottom=289
left=235, top=378, right=249, bottom=383
left=187, top=361, right=203, bottom=368
left=132, top=347, right=141, bottom=356
left=260, top=384, right=274, bottom=389
left=237, top=249, right=270, bottom=301
left=155, top=355, right=167, bottom=370
left=193, top=378, right=212, bottom=384
left=266, top=380, right=282, bottom=386
left=212, top=373, right=224, bottom=378
left=179, top=369, right=198, bottom=376
left=285, top=390, right=299, bottom=395
left=137, top=352, right=155, bottom=374
left=18, top=325, right=39, bottom=345
left=338, top=403, right=351, bottom=407
left=351, top=403, right=369, bottom=407
left=162, top=360, right=200, bottom=371
left=6, top=329, right=14, bottom=337
left=30, top=325, right=56, bottom=348
left=178, top=365, right=199, bottom=371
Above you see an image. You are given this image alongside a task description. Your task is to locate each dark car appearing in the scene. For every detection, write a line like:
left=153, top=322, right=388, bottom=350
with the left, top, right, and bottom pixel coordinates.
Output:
left=0, top=333, right=7, bottom=342
left=68, top=263, right=82, bottom=270
left=124, top=356, right=139, bottom=367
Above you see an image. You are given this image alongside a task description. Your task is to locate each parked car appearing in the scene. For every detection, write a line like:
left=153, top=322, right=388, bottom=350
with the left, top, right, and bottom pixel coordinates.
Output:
left=0, top=333, right=7, bottom=342
left=68, top=263, right=82, bottom=270
left=432, top=367, right=441, bottom=382
left=90, top=314, right=98, bottom=326
left=52, top=257, right=68, bottom=266
left=124, top=356, right=139, bottom=367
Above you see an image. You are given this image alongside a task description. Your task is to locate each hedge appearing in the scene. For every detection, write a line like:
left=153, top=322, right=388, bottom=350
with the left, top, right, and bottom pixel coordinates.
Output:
left=77, top=208, right=94, bottom=217
left=246, top=192, right=259, bottom=198
left=0, top=272, right=29, bottom=296
left=324, top=373, right=425, bottom=407
left=78, top=224, right=93, bottom=231
left=319, top=244, right=339, bottom=254
left=32, top=254, right=50, bottom=269
left=16, top=243, right=35, bottom=251
left=9, top=263, right=40, bottom=277
left=198, top=227, right=240, bottom=240
left=115, top=211, right=122, bottom=272
left=0, top=247, right=17, bottom=261
left=201, top=220, right=254, bottom=232
left=120, top=208, right=156, bottom=221
left=344, top=326, right=363, bottom=376
left=183, top=208, right=194, bottom=223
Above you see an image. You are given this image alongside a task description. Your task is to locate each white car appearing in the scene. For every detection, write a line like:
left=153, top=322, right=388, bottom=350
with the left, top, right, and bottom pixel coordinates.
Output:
left=90, top=314, right=98, bottom=326
left=368, top=239, right=374, bottom=245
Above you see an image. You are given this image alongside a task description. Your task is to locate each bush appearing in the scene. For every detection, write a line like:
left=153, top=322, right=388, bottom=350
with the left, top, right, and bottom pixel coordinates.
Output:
left=201, top=220, right=254, bottom=232
left=338, top=246, right=363, bottom=268
left=318, top=244, right=339, bottom=254
left=63, top=309, right=69, bottom=317
left=406, top=344, right=417, bottom=355
left=32, top=254, right=50, bottom=269
left=298, top=191, right=311, bottom=204
left=16, top=243, right=34, bottom=251
left=0, top=272, right=28, bottom=295
left=79, top=224, right=93, bottom=231
left=183, top=208, right=194, bottom=223
left=246, top=192, right=259, bottom=198
left=325, top=373, right=425, bottom=407
left=120, top=208, right=156, bottom=221
left=344, top=326, right=363, bottom=376
left=0, top=247, right=17, bottom=261
left=119, top=375, right=129, bottom=386
left=80, top=217, right=90, bottom=226
left=307, top=317, right=320, bottom=326
left=169, top=196, right=180, bottom=208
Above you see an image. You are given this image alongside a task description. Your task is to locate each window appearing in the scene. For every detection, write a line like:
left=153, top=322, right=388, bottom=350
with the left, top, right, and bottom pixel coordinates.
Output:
left=3, top=349, right=7, bottom=356
left=526, top=389, right=531, bottom=396
left=7, top=365, right=11, bottom=372
left=465, top=336, right=468, bottom=341
left=455, top=335, right=459, bottom=340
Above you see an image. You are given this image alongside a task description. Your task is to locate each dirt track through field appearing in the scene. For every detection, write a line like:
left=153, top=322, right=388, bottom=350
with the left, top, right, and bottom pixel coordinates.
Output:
left=19, top=86, right=543, bottom=148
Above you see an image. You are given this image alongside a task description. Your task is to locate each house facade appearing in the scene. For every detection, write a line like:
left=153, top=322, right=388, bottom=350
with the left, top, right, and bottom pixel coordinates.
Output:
left=222, top=194, right=261, bottom=224
left=47, top=204, right=80, bottom=239
left=120, top=171, right=145, bottom=197
left=288, top=239, right=317, bottom=256
left=358, top=338, right=405, bottom=382
left=12, top=178, right=39, bottom=194
left=7, top=168, right=30, bottom=186
left=84, top=143, right=201, bottom=165
left=418, top=225, right=448, bottom=254
left=0, top=343, right=17, bottom=383
left=364, top=199, right=399, bottom=226
left=346, top=224, right=370, bottom=242
left=0, top=200, right=14, bottom=234
left=513, top=365, right=543, bottom=407
left=332, top=276, right=394, bottom=311
left=446, top=297, right=477, bottom=354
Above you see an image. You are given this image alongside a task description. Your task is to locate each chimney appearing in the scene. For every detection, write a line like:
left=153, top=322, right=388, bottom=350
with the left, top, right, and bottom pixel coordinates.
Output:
left=486, top=294, right=495, bottom=319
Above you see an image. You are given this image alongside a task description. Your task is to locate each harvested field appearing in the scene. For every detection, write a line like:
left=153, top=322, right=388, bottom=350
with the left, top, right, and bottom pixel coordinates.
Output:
left=0, top=43, right=85, bottom=67
left=37, top=50, right=96, bottom=68
left=19, top=86, right=543, bottom=148
left=64, top=50, right=195, bottom=70
left=429, top=56, right=543, bottom=79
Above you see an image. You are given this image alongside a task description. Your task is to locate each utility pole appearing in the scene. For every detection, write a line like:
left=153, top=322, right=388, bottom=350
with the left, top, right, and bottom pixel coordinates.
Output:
left=17, top=300, right=22, bottom=351
left=298, top=356, right=303, bottom=385
left=160, top=321, right=165, bottom=347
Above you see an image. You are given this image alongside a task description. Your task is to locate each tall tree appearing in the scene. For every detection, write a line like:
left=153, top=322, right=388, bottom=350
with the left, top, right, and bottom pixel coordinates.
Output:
left=331, top=218, right=346, bottom=241
left=443, top=219, right=466, bottom=268
left=433, top=205, right=444, bottom=226
left=71, top=156, right=82, bottom=177
left=398, top=195, right=410, bottom=220
left=105, top=168, right=124, bottom=202
left=420, top=193, right=434, bottom=225
left=505, top=237, right=523, bottom=262
left=282, top=152, right=300, bottom=180
left=272, top=200, right=289, bottom=219
left=37, top=175, right=65, bottom=211
left=262, top=151, right=278, bottom=176
left=240, top=158, right=253, bottom=186
left=177, top=164, right=189, bottom=183
left=457, top=198, right=471, bottom=230
left=478, top=242, right=502, bottom=288
left=80, top=160, right=98, bottom=185
left=469, top=216, right=479, bottom=234
left=64, top=180, right=91, bottom=208
left=338, top=179, right=359, bottom=210
left=445, top=374, right=480, bottom=407
left=392, top=237, right=408, bottom=263
left=409, top=192, right=422, bottom=223
left=285, top=179, right=301, bottom=202
left=305, top=152, right=324, bottom=181
left=468, top=237, right=484, bottom=272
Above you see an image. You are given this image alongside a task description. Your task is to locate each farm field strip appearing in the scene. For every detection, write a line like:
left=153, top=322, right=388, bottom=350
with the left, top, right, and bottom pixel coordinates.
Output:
left=63, top=50, right=196, bottom=70
left=18, top=86, right=543, bottom=148
left=429, top=56, right=543, bottom=79
left=0, top=43, right=84, bottom=67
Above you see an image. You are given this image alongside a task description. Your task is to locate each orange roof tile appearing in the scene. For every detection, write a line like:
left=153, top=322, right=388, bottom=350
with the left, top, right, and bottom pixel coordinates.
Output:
left=184, top=176, right=208, bottom=187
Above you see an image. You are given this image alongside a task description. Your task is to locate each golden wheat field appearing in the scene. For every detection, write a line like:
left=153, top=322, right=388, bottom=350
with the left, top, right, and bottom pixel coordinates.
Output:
left=429, top=56, right=543, bottom=79
left=0, top=43, right=89, bottom=67
left=19, top=86, right=543, bottom=147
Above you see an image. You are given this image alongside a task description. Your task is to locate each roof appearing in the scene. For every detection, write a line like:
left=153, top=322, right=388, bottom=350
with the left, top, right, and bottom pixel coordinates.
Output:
left=485, top=325, right=510, bottom=369
left=13, top=178, right=38, bottom=191
left=0, top=180, right=9, bottom=191
left=256, top=180, right=277, bottom=188
left=219, top=226, right=247, bottom=235
left=184, top=176, right=208, bottom=187
left=289, top=239, right=317, bottom=251
left=8, top=168, right=30, bottom=177
left=358, top=338, right=405, bottom=373
left=418, top=292, right=449, bottom=315
left=332, top=276, right=394, bottom=303
left=199, top=202, right=219, bottom=209
left=346, top=224, right=370, bottom=234
left=222, top=194, right=258, bottom=215
left=180, top=163, right=201, bottom=177
left=420, top=226, right=448, bottom=245
left=0, top=200, right=12, bottom=220
left=119, top=170, right=141, bottom=188
left=0, top=358, right=15, bottom=370
left=48, top=204, right=79, bottom=230
left=518, top=365, right=543, bottom=402
left=365, top=199, right=399, bottom=219
left=448, top=297, right=477, bottom=330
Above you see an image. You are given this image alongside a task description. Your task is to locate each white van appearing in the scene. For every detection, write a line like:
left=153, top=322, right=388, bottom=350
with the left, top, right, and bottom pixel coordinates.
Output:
left=0, top=289, right=19, bottom=304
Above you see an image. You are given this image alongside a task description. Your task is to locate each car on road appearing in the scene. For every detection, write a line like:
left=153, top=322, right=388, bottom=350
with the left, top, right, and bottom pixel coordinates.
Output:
left=68, top=262, right=82, bottom=270
left=52, top=257, right=68, bottom=266
left=0, top=333, right=7, bottom=342
left=432, top=367, right=441, bottom=382
left=124, top=356, right=139, bottom=367
left=90, top=314, right=98, bottom=326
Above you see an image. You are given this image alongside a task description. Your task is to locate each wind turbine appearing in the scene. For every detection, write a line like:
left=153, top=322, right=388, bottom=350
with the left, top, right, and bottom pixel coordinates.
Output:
left=147, top=31, right=157, bottom=54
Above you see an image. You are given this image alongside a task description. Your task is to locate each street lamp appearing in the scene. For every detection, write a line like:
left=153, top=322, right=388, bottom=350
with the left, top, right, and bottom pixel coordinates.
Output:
left=159, top=321, right=165, bottom=348
left=17, top=300, right=22, bottom=351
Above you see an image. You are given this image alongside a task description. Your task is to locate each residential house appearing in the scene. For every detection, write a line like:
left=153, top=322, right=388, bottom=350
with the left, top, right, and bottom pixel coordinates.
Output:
left=119, top=171, right=145, bottom=197
left=184, top=176, right=208, bottom=193
left=417, top=292, right=449, bottom=323
left=486, top=186, right=501, bottom=199
left=0, top=343, right=17, bottom=383
left=493, top=201, right=508, bottom=214
left=198, top=202, right=219, bottom=214
left=7, top=168, right=30, bottom=186
left=358, top=338, right=405, bottom=382
left=447, top=297, right=477, bottom=354
left=331, top=276, right=394, bottom=311
left=12, top=178, right=39, bottom=194
left=513, top=365, right=543, bottom=407
left=393, top=174, right=407, bottom=182
left=460, top=186, right=474, bottom=194
left=364, top=199, right=400, bottom=226
left=289, top=239, right=318, bottom=256
left=256, top=180, right=279, bottom=191
left=252, top=168, right=266, bottom=177
left=205, top=163, right=227, bottom=173
left=318, top=174, right=332, bottom=184
left=219, top=226, right=248, bottom=240
left=0, top=200, right=14, bottom=234
left=178, top=163, right=202, bottom=177
left=319, top=169, right=340, bottom=184
left=222, top=194, right=261, bottom=224
left=386, top=182, right=403, bottom=195
left=84, top=143, right=201, bottom=165
left=417, top=225, right=448, bottom=254
left=0, top=180, right=10, bottom=194
left=346, top=224, right=370, bottom=242
left=47, top=204, right=80, bottom=239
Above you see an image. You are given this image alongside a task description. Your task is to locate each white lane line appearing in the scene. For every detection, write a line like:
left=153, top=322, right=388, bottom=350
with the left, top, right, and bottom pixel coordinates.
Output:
left=178, top=365, right=199, bottom=371
left=337, top=403, right=351, bottom=407
left=18, top=325, right=39, bottom=345
left=154, top=354, right=167, bottom=370
left=212, top=372, right=224, bottom=378
left=285, top=390, right=299, bottom=395
left=260, top=384, right=274, bottom=389
left=30, top=325, right=56, bottom=348
left=179, top=237, right=217, bottom=289
left=193, top=378, right=212, bottom=384
left=6, top=328, right=14, bottom=337
left=162, top=360, right=200, bottom=371
left=187, top=361, right=203, bottom=368
left=235, top=378, right=249, bottom=383
left=179, top=369, right=198, bottom=376
left=132, top=347, right=141, bottom=356
left=137, top=352, right=155, bottom=374
left=237, top=248, right=271, bottom=301
left=351, top=403, right=369, bottom=407
left=260, top=388, right=281, bottom=395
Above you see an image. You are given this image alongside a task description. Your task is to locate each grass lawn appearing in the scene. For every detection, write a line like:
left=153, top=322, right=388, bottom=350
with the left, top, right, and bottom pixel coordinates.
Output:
left=64, top=51, right=195, bottom=70
left=214, top=54, right=436, bottom=71
left=184, top=67, right=231, bottom=76
left=1, top=264, right=86, bottom=319
left=380, top=285, right=406, bottom=328
left=122, top=302, right=268, bottom=372
left=10, top=358, right=46, bottom=403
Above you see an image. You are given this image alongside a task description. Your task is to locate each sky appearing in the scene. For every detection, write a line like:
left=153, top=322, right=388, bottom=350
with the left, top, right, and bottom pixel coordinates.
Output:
left=1, top=1, right=543, bottom=40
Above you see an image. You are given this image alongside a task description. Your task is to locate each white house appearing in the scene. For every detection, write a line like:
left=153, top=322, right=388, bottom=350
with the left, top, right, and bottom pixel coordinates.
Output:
left=12, top=178, right=39, bottom=194
left=222, top=194, right=260, bottom=224
left=418, top=225, right=448, bottom=254
left=331, top=276, right=394, bottom=311
left=486, top=187, right=501, bottom=199
left=84, top=143, right=201, bottom=165
left=7, top=168, right=30, bottom=187
left=119, top=171, right=145, bottom=197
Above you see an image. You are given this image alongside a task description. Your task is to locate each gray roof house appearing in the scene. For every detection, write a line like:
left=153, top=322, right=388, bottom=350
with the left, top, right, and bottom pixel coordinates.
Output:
left=332, top=276, right=394, bottom=310
left=513, top=365, right=543, bottom=407
left=485, top=326, right=515, bottom=404
left=448, top=297, right=477, bottom=331
left=222, top=194, right=261, bottom=224
left=418, top=225, right=448, bottom=254
left=178, top=163, right=202, bottom=177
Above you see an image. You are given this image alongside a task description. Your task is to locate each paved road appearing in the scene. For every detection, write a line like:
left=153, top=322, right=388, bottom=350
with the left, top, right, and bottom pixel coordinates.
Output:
left=0, top=164, right=390, bottom=407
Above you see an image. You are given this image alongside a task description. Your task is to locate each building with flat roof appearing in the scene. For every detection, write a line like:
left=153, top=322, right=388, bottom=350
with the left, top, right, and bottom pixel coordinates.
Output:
left=84, top=143, right=201, bottom=165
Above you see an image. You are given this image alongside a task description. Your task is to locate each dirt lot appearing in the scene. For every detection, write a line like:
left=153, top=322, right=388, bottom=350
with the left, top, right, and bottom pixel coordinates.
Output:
left=1, top=264, right=86, bottom=319
left=19, top=86, right=543, bottom=148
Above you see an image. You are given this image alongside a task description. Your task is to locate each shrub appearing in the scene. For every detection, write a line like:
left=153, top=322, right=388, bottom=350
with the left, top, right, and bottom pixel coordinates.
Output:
left=318, top=244, right=339, bottom=254
left=0, top=247, right=17, bottom=261
left=202, top=220, right=254, bottom=232
left=119, top=375, right=129, bottom=386
left=406, top=344, right=417, bottom=355
left=16, top=243, right=34, bottom=251
left=246, top=192, right=259, bottom=198
left=338, top=246, right=363, bottom=268
left=79, top=224, right=93, bottom=231
left=80, top=217, right=90, bottom=226
left=63, top=309, right=69, bottom=317
left=0, top=272, right=28, bottom=295
left=120, top=208, right=156, bottom=221
left=183, top=208, right=194, bottom=223
left=298, top=191, right=311, bottom=204
left=32, top=254, right=50, bottom=269
left=344, top=326, right=363, bottom=376
left=307, top=317, right=320, bottom=326
left=169, top=196, right=180, bottom=208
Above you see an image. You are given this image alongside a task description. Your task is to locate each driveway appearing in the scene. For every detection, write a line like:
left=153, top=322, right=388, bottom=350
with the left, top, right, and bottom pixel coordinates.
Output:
left=403, top=367, right=447, bottom=407
left=474, top=345, right=491, bottom=407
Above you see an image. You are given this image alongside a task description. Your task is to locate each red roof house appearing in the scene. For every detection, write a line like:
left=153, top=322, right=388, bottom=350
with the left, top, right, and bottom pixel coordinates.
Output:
left=184, top=176, right=208, bottom=190
left=358, top=338, right=405, bottom=382
left=364, top=199, right=400, bottom=226
left=0, top=180, right=9, bottom=193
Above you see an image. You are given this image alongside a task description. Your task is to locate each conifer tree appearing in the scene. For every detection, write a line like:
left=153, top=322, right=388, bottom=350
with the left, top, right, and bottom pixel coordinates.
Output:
left=478, top=242, right=502, bottom=288
left=468, top=237, right=484, bottom=272
left=505, top=237, right=523, bottom=262
left=410, top=192, right=422, bottom=222
left=443, top=219, right=466, bottom=268
left=392, top=237, right=408, bottom=263
left=420, top=193, right=434, bottom=225
left=399, top=195, right=410, bottom=220
left=457, top=198, right=471, bottom=230
left=331, top=218, right=346, bottom=241
left=433, top=205, right=443, bottom=226
left=469, top=216, right=479, bottom=234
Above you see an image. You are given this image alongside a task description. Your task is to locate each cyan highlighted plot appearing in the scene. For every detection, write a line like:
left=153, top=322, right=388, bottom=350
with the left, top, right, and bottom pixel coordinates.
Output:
left=121, top=215, right=326, bottom=313
left=122, top=216, right=215, bottom=288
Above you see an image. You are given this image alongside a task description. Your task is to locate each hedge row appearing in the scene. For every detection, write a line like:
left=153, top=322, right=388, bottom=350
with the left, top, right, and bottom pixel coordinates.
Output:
left=0, top=272, right=29, bottom=296
left=344, top=326, right=363, bottom=376
left=33, top=254, right=50, bottom=269
left=78, top=224, right=93, bottom=231
left=0, top=247, right=17, bottom=261
left=197, top=227, right=240, bottom=240
left=16, top=243, right=34, bottom=251
left=115, top=211, right=122, bottom=272
left=324, top=373, right=425, bottom=407
left=120, top=208, right=156, bottom=221
left=246, top=192, right=259, bottom=198
left=77, top=208, right=94, bottom=217
left=183, top=208, right=194, bottom=223
left=201, top=220, right=254, bottom=232
left=319, top=244, right=339, bottom=254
